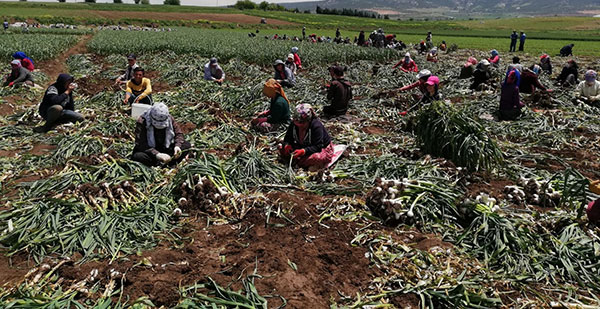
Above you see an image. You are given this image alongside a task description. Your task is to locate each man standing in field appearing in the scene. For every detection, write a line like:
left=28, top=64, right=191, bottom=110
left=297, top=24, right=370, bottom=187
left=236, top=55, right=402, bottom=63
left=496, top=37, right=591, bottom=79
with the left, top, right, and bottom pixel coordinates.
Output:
left=509, top=31, right=518, bottom=52
left=302, top=26, right=306, bottom=40
left=3, top=20, right=8, bottom=31
left=518, top=32, right=526, bottom=52
left=336, top=28, right=341, bottom=38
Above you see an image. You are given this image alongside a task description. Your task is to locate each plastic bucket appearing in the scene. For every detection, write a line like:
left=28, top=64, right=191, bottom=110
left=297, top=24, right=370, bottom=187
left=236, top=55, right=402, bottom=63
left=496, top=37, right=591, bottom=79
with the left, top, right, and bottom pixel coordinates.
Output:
left=131, top=103, right=152, bottom=120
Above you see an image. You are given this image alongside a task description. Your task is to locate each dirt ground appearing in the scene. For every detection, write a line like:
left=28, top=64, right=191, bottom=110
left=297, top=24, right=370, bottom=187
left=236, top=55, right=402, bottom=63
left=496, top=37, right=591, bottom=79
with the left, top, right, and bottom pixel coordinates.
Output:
left=91, top=11, right=296, bottom=26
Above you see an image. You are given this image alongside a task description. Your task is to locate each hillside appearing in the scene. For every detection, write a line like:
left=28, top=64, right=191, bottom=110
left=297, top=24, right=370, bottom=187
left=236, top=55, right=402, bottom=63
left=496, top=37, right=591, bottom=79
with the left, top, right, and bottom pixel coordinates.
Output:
left=282, top=0, right=600, bottom=17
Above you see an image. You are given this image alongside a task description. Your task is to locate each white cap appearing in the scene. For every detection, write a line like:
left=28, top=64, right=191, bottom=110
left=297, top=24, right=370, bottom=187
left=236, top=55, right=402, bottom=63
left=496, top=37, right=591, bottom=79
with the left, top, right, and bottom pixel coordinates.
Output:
left=416, top=69, right=431, bottom=79
left=405, top=52, right=410, bottom=57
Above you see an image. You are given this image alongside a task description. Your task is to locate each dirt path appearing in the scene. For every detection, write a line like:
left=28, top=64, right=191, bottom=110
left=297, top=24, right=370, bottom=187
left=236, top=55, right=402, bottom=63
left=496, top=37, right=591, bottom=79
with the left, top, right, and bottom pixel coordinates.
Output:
left=39, top=34, right=93, bottom=88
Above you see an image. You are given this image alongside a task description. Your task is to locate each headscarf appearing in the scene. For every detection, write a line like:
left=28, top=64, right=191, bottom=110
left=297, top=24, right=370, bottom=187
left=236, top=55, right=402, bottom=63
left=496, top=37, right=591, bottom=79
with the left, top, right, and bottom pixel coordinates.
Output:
left=464, top=57, right=477, bottom=68
left=585, top=70, right=597, bottom=83
left=490, top=49, right=499, bottom=57
left=430, top=48, right=437, bottom=55
left=426, top=76, right=440, bottom=86
left=287, top=53, right=294, bottom=61
left=262, top=78, right=289, bottom=104
left=53, top=73, right=74, bottom=94
left=294, top=103, right=314, bottom=121
left=404, top=52, right=411, bottom=63
left=476, top=59, right=490, bottom=71
left=416, top=69, right=431, bottom=80
left=503, top=69, right=521, bottom=87
left=12, top=51, right=34, bottom=65
left=142, top=102, right=175, bottom=149
left=10, top=59, right=21, bottom=68
left=540, top=54, right=550, bottom=63
left=291, top=47, right=299, bottom=54
left=209, top=57, right=218, bottom=65
left=530, top=64, right=542, bottom=75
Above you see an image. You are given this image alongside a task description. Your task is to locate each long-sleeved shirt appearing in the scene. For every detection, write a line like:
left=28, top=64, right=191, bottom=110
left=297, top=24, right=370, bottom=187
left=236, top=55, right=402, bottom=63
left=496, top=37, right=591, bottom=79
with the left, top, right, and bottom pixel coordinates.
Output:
left=20, top=58, right=34, bottom=72
left=133, top=115, right=184, bottom=156
left=39, top=85, right=74, bottom=119
left=519, top=71, right=546, bottom=94
left=4, top=67, right=34, bottom=86
left=400, top=80, right=427, bottom=93
left=499, top=84, right=523, bottom=111
left=540, top=60, right=552, bottom=74
left=459, top=65, right=475, bottom=79
left=285, top=61, right=297, bottom=75
left=560, top=45, right=573, bottom=56
left=283, top=118, right=332, bottom=156
left=510, top=33, right=518, bottom=41
left=488, top=55, right=500, bottom=65
left=274, top=67, right=296, bottom=87
left=293, top=54, right=302, bottom=68
left=520, top=34, right=526, bottom=42
left=575, top=81, right=600, bottom=100
left=118, top=63, right=138, bottom=82
left=557, top=66, right=578, bottom=83
left=204, top=63, right=225, bottom=81
left=326, top=78, right=352, bottom=115
left=393, top=59, right=418, bottom=72
left=267, top=95, right=290, bottom=124
left=126, top=78, right=152, bottom=100
left=470, top=69, right=491, bottom=90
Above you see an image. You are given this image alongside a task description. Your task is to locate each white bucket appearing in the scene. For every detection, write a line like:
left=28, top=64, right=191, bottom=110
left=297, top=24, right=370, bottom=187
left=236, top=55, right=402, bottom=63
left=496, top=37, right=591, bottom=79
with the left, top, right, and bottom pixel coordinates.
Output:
left=131, top=103, right=152, bottom=120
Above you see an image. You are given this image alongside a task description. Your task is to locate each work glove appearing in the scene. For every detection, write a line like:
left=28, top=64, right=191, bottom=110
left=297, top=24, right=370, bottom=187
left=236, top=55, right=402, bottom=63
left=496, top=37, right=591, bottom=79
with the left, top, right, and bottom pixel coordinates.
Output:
left=292, top=149, right=306, bottom=157
left=156, top=153, right=172, bottom=163
left=283, top=144, right=293, bottom=155
left=8, top=82, right=14, bottom=87
left=257, top=110, right=270, bottom=117
left=174, top=146, right=182, bottom=158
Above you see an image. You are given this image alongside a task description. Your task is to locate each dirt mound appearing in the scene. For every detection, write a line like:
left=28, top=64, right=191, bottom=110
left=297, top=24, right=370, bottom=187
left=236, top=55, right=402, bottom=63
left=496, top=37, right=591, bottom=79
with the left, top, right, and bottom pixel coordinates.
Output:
left=56, top=190, right=378, bottom=307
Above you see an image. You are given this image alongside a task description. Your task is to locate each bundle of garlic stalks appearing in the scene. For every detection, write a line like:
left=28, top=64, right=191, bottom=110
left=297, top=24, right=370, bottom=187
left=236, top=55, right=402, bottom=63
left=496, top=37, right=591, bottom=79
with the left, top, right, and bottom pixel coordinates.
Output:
left=52, top=181, right=144, bottom=212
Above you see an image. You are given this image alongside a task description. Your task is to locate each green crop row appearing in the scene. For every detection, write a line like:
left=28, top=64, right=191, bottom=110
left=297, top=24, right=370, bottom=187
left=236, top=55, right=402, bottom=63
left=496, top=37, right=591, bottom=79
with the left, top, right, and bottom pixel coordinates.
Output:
left=0, top=33, right=80, bottom=61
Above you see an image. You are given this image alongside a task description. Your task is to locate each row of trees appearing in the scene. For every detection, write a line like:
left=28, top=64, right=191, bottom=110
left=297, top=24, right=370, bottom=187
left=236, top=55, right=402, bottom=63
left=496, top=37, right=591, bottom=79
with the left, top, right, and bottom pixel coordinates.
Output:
left=233, top=0, right=287, bottom=11
left=316, top=6, right=389, bottom=19
left=53, top=0, right=178, bottom=5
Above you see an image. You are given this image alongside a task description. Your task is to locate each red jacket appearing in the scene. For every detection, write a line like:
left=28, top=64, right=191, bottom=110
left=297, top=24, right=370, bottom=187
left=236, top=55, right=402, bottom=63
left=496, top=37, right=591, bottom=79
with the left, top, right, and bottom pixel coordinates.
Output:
left=488, top=55, right=499, bottom=64
left=293, top=54, right=302, bottom=68
left=21, top=58, right=34, bottom=72
left=393, top=59, right=418, bottom=72
left=400, top=80, right=426, bottom=93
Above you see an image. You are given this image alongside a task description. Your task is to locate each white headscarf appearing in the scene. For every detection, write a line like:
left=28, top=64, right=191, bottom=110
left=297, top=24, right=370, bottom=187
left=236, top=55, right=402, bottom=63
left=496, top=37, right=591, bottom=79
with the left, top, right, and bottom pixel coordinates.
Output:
left=142, top=103, right=175, bottom=149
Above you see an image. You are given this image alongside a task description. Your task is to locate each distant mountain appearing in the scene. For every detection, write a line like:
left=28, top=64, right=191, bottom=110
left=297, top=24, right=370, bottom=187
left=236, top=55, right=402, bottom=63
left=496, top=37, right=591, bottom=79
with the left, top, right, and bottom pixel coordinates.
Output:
left=281, top=0, right=600, bottom=17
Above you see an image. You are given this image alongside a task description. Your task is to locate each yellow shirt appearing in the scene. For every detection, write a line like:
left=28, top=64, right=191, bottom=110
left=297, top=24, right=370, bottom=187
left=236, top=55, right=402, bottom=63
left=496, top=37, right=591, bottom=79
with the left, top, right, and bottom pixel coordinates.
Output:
left=590, top=180, right=600, bottom=195
left=126, top=78, right=152, bottom=100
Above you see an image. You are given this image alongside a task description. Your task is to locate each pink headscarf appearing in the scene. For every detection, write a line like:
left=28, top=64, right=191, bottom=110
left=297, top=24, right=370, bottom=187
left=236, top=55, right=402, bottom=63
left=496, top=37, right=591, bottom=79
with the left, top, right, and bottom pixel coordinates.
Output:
left=464, top=57, right=477, bottom=68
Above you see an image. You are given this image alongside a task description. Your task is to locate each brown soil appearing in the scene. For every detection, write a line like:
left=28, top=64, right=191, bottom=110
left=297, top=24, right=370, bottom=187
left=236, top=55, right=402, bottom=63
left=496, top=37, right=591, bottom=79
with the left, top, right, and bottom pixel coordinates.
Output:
left=28, top=143, right=56, bottom=156
left=0, top=103, right=15, bottom=116
left=389, top=292, right=421, bottom=308
left=144, top=70, right=173, bottom=92
left=0, top=252, right=31, bottom=288
left=90, top=11, right=296, bottom=25
left=54, top=190, right=378, bottom=308
left=38, top=35, right=93, bottom=88
left=179, top=122, right=197, bottom=134
left=363, top=125, right=386, bottom=135
left=0, top=150, right=17, bottom=158
left=529, top=146, right=600, bottom=179
left=465, top=178, right=513, bottom=200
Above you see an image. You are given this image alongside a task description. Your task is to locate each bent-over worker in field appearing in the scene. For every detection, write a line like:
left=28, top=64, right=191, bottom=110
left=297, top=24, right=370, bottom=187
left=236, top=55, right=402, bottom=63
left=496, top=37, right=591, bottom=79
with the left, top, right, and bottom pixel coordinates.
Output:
left=574, top=70, right=600, bottom=107
left=439, top=40, right=447, bottom=52
left=279, top=104, right=339, bottom=171
left=323, top=65, right=352, bottom=118
left=560, top=44, right=574, bottom=57
left=426, top=48, right=439, bottom=63
left=393, top=52, right=418, bottom=73
left=488, top=50, right=500, bottom=67
left=556, top=59, right=578, bottom=87
left=285, top=54, right=297, bottom=75
left=3, top=60, right=34, bottom=88
left=251, top=79, right=291, bottom=133
left=398, top=69, right=431, bottom=96
left=470, top=60, right=494, bottom=91
left=273, top=59, right=296, bottom=88
left=291, top=47, right=302, bottom=70
left=114, top=54, right=138, bottom=86
left=519, top=65, right=550, bottom=94
left=459, top=57, right=478, bottom=79
left=499, top=69, right=524, bottom=121
left=539, top=54, right=552, bottom=74
left=204, top=57, right=225, bottom=84
left=131, top=103, right=191, bottom=167
left=123, top=67, right=152, bottom=105
left=420, top=76, right=441, bottom=104
left=33, top=74, right=84, bottom=133
left=507, top=56, right=523, bottom=73
left=12, top=51, right=34, bottom=72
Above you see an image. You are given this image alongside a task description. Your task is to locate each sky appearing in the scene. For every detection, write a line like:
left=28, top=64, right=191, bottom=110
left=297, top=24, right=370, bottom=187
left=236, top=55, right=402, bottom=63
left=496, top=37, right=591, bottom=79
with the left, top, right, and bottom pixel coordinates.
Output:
left=0, top=0, right=319, bottom=5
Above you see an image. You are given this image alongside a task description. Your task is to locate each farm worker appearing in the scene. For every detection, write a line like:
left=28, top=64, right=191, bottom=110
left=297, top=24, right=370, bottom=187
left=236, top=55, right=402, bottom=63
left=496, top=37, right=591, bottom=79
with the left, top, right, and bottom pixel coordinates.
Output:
left=323, top=65, right=352, bottom=118
left=459, top=57, right=478, bottom=79
left=560, top=44, right=574, bottom=57
left=291, top=47, right=302, bottom=69
left=376, top=29, right=385, bottom=48
left=3, top=20, right=8, bottom=30
left=587, top=181, right=600, bottom=223
left=425, top=32, right=433, bottom=49
left=279, top=104, right=335, bottom=170
left=251, top=79, right=291, bottom=132
left=507, top=56, right=523, bottom=75
left=124, top=67, right=153, bottom=105
left=519, top=65, right=550, bottom=94
left=426, top=48, right=438, bottom=63
left=539, top=54, right=552, bottom=74
left=273, top=59, right=296, bottom=88
left=3, top=60, right=34, bottom=88
left=499, top=69, right=524, bottom=121
left=131, top=103, right=191, bottom=167
left=398, top=69, right=431, bottom=94
left=115, top=54, right=138, bottom=85
left=574, top=70, right=600, bottom=106
left=302, top=26, right=306, bottom=40
left=12, top=51, right=34, bottom=72
left=285, top=54, right=297, bottom=75
left=33, top=74, right=84, bottom=133
left=556, top=60, right=578, bottom=87
left=509, top=31, right=518, bottom=52
left=420, top=76, right=441, bottom=104
left=470, top=60, right=493, bottom=90
left=357, top=31, right=366, bottom=46
left=418, top=41, right=427, bottom=55
left=336, top=28, right=341, bottom=38
left=204, top=57, right=225, bottom=84
left=518, top=32, right=526, bottom=52
left=385, top=34, right=396, bottom=45
left=393, top=52, right=418, bottom=73
left=488, top=50, right=500, bottom=67
left=439, top=40, right=447, bottom=52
